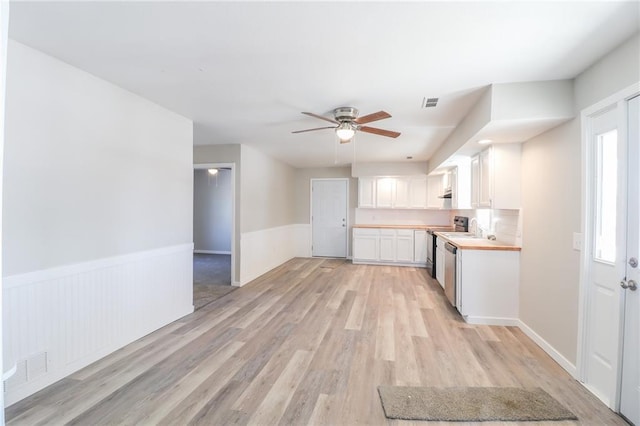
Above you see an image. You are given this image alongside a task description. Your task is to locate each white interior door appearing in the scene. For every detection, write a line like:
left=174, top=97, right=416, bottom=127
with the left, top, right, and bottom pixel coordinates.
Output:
left=620, top=94, right=639, bottom=425
left=311, top=179, right=347, bottom=258
left=583, top=104, right=625, bottom=407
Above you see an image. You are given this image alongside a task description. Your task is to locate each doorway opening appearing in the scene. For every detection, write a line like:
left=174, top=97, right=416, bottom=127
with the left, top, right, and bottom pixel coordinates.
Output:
left=193, top=163, right=236, bottom=309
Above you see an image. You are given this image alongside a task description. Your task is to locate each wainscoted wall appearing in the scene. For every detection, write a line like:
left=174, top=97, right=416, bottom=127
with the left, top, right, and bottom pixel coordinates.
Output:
left=3, top=244, right=194, bottom=406
left=240, top=225, right=299, bottom=286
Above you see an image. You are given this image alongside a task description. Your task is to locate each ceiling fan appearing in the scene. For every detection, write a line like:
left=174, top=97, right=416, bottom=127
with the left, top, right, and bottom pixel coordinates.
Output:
left=292, top=107, right=401, bottom=143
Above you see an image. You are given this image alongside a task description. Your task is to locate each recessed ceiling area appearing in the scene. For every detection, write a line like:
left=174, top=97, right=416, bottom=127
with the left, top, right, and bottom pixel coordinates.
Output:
left=7, top=1, right=640, bottom=168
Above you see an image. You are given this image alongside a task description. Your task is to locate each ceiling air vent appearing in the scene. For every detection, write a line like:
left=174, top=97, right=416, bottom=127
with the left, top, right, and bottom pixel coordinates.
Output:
left=422, top=97, right=438, bottom=108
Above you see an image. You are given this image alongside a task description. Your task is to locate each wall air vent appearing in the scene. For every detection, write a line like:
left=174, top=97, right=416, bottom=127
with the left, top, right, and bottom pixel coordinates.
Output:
left=422, top=97, right=439, bottom=108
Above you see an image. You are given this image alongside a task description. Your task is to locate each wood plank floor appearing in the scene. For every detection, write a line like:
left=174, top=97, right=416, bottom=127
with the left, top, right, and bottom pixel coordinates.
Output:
left=6, top=258, right=628, bottom=425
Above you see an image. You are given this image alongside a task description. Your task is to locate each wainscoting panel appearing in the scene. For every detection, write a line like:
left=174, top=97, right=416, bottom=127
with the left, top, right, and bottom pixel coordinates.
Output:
left=240, top=224, right=310, bottom=286
left=3, top=244, right=194, bottom=406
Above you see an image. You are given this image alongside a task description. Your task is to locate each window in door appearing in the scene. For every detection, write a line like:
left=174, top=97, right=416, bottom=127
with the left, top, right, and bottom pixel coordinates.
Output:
left=594, top=129, right=618, bottom=264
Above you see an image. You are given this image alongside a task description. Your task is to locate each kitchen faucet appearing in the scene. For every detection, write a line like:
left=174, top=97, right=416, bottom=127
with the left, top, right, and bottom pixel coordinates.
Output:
left=469, top=217, right=480, bottom=237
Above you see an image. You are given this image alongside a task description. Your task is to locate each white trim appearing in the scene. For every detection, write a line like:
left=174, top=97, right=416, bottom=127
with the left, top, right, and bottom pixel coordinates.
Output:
left=193, top=162, right=236, bottom=286
left=518, top=320, right=578, bottom=378
left=4, top=243, right=193, bottom=290
left=351, top=260, right=426, bottom=268
left=463, top=316, right=519, bottom=326
left=310, top=178, right=349, bottom=258
left=194, top=250, right=232, bottom=255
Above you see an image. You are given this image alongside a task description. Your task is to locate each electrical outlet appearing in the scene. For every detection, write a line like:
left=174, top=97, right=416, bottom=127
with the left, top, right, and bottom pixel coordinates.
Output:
left=573, top=232, right=582, bottom=251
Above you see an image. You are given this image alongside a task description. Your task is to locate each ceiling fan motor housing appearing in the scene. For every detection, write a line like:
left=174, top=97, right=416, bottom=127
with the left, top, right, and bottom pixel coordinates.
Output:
left=333, top=107, right=359, bottom=122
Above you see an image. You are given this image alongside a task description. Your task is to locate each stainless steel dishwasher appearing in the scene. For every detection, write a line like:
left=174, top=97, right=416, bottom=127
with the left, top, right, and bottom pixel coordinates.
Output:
left=444, top=242, right=457, bottom=306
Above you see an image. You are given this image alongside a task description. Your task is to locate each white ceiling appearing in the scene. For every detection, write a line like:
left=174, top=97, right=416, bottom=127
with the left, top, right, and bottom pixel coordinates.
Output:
left=8, top=1, right=640, bottom=168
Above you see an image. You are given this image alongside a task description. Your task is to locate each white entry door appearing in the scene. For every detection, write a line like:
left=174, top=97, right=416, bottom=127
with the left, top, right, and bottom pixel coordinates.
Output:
left=582, top=103, right=626, bottom=407
left=311, top=179, right=348, bottom=258
left=620, top=94, right=639, bottom=425
left=581, top=89, right=640, bottom=420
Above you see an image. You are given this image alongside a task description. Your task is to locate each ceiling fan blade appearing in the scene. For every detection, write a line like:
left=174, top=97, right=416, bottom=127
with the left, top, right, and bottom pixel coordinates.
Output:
left=292, top=126, right=336, bottom=134
left=359, top=126, right=401, bottom=138
left=354, top=110, right=391, bottom=124
left=302, top=112, right=339, bottom=124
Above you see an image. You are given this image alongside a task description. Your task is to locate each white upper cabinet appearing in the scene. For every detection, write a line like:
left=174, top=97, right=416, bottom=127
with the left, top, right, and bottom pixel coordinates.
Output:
left=426, top=174, right=444, bottom=209
left=358, top=177, right=376, bottom=208
left=358, top=176, right=428, bottom=209
left=479, top=148, right=492, bottom=207
left=470, top=144, right=521, bottom=209
left=376, top=178, right=395, bottom=208
left=408, top=177, right=427, bottom=208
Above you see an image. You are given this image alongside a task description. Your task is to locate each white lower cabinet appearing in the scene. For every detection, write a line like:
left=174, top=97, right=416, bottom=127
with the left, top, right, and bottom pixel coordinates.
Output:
left=396, top=230, right=415, bottom=263
left=456, top=249, right=520, bottom=325
left=352, top=229, right=379, bottom=261
left=353, top=228, right=422, bottom=266
left=413, top=230, right=427, bottom=263
left=379, top=230, right=396, bottom=261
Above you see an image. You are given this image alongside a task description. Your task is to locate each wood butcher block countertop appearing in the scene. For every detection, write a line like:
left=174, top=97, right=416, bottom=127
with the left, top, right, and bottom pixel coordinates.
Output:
left=353, top=224, right=454, bottom=231
left=434, top=232, right=521, bottom=251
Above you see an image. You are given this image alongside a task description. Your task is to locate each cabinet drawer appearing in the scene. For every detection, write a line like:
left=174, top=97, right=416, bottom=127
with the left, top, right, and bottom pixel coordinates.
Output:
left=354, top=228, right=380, bottom=237
left=380, top=229, right=396, bottom=236
left=396, top=229, right=414, bottom=237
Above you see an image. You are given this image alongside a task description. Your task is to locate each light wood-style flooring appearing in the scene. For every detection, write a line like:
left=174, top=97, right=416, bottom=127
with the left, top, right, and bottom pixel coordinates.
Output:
left=6, top=258, right=627, bottom=425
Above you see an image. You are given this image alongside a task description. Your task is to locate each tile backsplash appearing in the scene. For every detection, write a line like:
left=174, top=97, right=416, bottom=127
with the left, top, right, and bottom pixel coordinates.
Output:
left=355, top=208, right=451, bottom=226
left=453, top=209, right=522, bottom=246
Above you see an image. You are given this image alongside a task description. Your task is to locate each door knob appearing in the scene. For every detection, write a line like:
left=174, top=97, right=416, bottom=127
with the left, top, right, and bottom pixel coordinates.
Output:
left=629, top=257, right=638, bottom=268
left=621, top=279, right=638, bottom=291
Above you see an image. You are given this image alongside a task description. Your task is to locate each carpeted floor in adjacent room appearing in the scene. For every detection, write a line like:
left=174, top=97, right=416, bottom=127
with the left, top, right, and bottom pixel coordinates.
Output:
left=193, top=253, right=235, bottom=310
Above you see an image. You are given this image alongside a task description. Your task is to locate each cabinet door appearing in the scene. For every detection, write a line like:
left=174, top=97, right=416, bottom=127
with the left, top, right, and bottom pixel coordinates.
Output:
left=394, top=178, right=410, bottom=208
left=379, top=230, right=396, bottom=261
left=479, top=148, right=492, bottom=207
left=470, top=155, right=479, bottom=208
left=413, top=230, right=427, bottom=263
left=449, top=168, right=458, bottom=209
left=409, top=177, right=428, bottom=208
left=427, top=175, right=443, bottom=208
left=353, top=230, right=379, bottom=261
left=376, top=178, right=395, bottom=208
left=396, top=230, right=414, bottom=262
left=358, top=178, right=376, bottom=208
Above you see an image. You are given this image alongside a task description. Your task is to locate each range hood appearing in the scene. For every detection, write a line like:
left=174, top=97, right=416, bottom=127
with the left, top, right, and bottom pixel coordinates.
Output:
left=438, top=189, right=452, bottom=199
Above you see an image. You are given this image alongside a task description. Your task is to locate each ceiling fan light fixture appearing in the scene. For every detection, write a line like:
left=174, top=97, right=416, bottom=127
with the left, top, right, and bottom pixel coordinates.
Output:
left=335, top=122, right=355, bottom=141
left=208, top=168, right=219, bottom=175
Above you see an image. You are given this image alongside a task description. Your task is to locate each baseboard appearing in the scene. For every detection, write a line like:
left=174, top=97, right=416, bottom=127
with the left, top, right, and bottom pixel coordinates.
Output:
left=351, top=260, right=427, bottom=268
left=517, top=319, right=578, bottom=378
left=194, top=250, right=231, bottom=255
left=463, top=316, right=519, bottom=326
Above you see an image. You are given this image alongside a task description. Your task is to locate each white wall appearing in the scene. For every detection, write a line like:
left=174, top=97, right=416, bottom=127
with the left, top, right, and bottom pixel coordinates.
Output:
left=241, top=145, right=296, bottom=233
left=519, top=32, right=640, bottom=367
left=3, top=41, right=193, bottom=275
left=239, top=145, right=297, bottom=284
left=193, top=169, right=232, bottom=253
left=2, top=41, right=194, bottom=404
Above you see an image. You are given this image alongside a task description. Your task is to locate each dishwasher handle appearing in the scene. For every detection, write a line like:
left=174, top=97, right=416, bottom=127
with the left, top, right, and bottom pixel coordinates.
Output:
left=444, top=242, right=457, bottom=254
